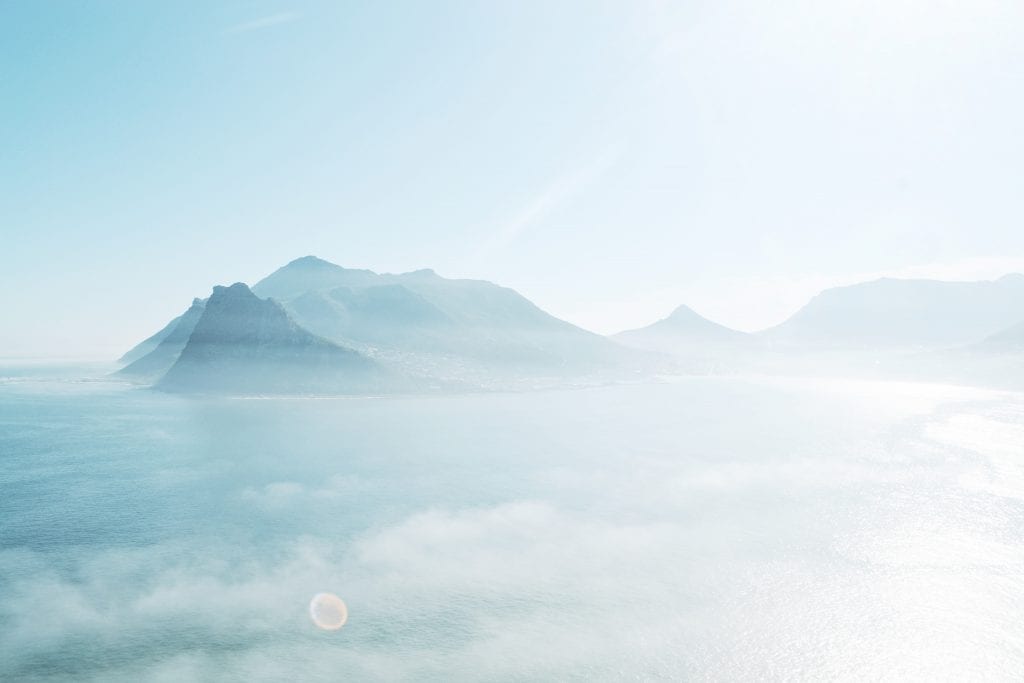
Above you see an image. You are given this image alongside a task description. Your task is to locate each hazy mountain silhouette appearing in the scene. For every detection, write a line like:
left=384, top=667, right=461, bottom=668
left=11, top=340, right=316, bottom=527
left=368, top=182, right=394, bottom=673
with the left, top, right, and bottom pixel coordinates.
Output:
left=763, top=274, right=1024, bottom=348
left=117, top=299, right=205, bottom=379
left=253, top=255, right=381, bottom=300
left=158, top=283, right=388, bottom=395
left=613, top=304, right=748, bottom=353
left=285, top=283, right=452, bottom=348
left=118, top=300, right=207, bottom=365
left=251, top=256, right=635, bottom=380
left=119, top=259, right=1024, bottom=394
left=976, top=318, right=1024, bottom=351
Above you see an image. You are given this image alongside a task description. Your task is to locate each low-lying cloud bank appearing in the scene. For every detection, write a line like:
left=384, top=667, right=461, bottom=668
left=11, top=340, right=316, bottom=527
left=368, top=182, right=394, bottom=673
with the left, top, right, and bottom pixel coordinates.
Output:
left=2, top=380, right=1023, bottom=680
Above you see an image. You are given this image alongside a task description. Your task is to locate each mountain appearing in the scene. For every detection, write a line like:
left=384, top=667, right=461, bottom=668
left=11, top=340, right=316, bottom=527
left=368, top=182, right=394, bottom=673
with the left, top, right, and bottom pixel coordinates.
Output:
left=250, top=256, right=636, bottom=381
left=284, top=283, right=452, bottom=347
left=157, top=283, right=389, bottom=395
left=118, top=256, right=647, bottom=392
left=253, top=255, right=381, bottom=300
left=976, top=318, right=1024, bottom=351
left=117, top=298, right=205, bottom=379
left=119, top=307, right=194, bottom=364
left=763, top=274, right=1024, bottom=348
left=613, top=304, right=748, bottom=353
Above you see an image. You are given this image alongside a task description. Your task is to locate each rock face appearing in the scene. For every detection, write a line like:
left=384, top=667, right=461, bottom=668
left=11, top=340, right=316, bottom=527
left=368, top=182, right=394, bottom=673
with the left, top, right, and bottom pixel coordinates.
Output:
left=157, top=283, right=386, bottom=394
left=613, top=304, right=748, bottom=353
left=118, top=299, right=205, bottom=379
left=763, top=275, right=1024, bottom=348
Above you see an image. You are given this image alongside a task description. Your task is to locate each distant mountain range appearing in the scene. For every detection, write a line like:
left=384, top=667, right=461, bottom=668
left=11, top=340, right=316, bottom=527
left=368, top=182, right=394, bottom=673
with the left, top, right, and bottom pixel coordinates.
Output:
left=251, top=256, right=633, bottom=381
left=118, top=261, right=1024, bottom=394
left=613, top=274, right=1024, bottom=353
left=119, top=256, right=640, bottom=394
left=762, top=274, right=1024, bottom=348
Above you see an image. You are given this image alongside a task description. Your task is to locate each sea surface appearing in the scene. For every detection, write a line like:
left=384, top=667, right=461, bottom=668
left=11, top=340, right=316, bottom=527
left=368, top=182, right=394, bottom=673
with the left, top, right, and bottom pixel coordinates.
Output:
left=2, top=365, right=1024, bottom=681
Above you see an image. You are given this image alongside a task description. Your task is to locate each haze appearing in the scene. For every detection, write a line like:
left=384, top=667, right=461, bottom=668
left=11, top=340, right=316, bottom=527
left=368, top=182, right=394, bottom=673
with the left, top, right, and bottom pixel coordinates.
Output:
left=4, top=5, right=1024, bottom=680
left=4, top=1, right=1024, bottom=358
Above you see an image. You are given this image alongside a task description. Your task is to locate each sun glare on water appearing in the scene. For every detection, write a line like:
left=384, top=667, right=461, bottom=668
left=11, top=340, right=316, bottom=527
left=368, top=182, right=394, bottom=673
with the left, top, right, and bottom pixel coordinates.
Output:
left=309, top=593, right=348, bottom=631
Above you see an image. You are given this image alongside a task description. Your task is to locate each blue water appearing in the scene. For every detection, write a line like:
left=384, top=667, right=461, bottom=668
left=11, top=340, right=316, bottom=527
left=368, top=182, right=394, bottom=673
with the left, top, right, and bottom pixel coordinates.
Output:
left=2, top=366, right=1024, bottom=680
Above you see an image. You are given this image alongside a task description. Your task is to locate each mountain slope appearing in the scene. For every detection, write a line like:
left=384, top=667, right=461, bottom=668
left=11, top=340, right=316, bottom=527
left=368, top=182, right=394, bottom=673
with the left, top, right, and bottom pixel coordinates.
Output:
left=251, top=256, right=636, bottom=379
left=119, top=309, right=191, bottom=364
left=613, top=304, right=748, bottom=353
left=763, top=274, right=1024, bottom=348
left=286, top=284, right=452, bottom=347
left=158, top=283, right=389, bottom=394
left=976, top=318, right=1024, bottom=351
left=252, top=256, right=381, bottom=300
left=118, top=298, right=205, bottom=379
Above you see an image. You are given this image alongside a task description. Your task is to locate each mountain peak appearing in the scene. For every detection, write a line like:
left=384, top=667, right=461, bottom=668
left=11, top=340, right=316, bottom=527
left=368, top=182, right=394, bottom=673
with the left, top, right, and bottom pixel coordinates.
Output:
left=667, top=304, right=701, bottom=321
left=613, top=303, right=747, bottom=352
left=212, top=282, right=255, bottom=297
left=254, top=257, right=380, bottom=300
left=286, top=255, right=336, bottom=269
left=158, top=282, right=385, bottom=394
left=403, top=268, right=438, bottom=278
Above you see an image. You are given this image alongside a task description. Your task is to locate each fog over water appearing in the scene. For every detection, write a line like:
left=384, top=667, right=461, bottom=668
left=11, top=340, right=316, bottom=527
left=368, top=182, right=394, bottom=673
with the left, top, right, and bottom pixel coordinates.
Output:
left=2, top=367, right=1023, bottom=680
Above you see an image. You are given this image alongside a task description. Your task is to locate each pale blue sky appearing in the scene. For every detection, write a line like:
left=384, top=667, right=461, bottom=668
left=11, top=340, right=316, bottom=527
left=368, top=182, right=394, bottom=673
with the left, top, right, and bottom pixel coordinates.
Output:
left=3, top=1, right=1024, bottom=357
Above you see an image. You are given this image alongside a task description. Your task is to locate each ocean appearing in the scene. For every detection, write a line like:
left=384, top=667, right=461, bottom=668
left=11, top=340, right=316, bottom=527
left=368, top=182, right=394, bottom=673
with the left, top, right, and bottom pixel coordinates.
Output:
left=2, top=366, right=1023, bottom=680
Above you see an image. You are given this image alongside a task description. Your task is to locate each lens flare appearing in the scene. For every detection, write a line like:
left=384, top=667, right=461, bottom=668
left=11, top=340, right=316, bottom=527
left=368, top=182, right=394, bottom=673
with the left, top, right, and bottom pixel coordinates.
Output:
left=309, top=592, right=348, bottom=630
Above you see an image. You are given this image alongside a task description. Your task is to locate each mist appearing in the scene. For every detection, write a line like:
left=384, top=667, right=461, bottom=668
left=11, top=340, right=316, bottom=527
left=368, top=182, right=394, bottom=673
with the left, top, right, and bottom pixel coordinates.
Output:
left=3, top=375, right=1023, bottom=680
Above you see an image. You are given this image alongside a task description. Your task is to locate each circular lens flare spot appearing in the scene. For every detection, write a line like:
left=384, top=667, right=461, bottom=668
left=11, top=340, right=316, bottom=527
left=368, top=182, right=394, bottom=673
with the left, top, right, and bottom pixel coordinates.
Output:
left=309, top=592, right=348, bottom=630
